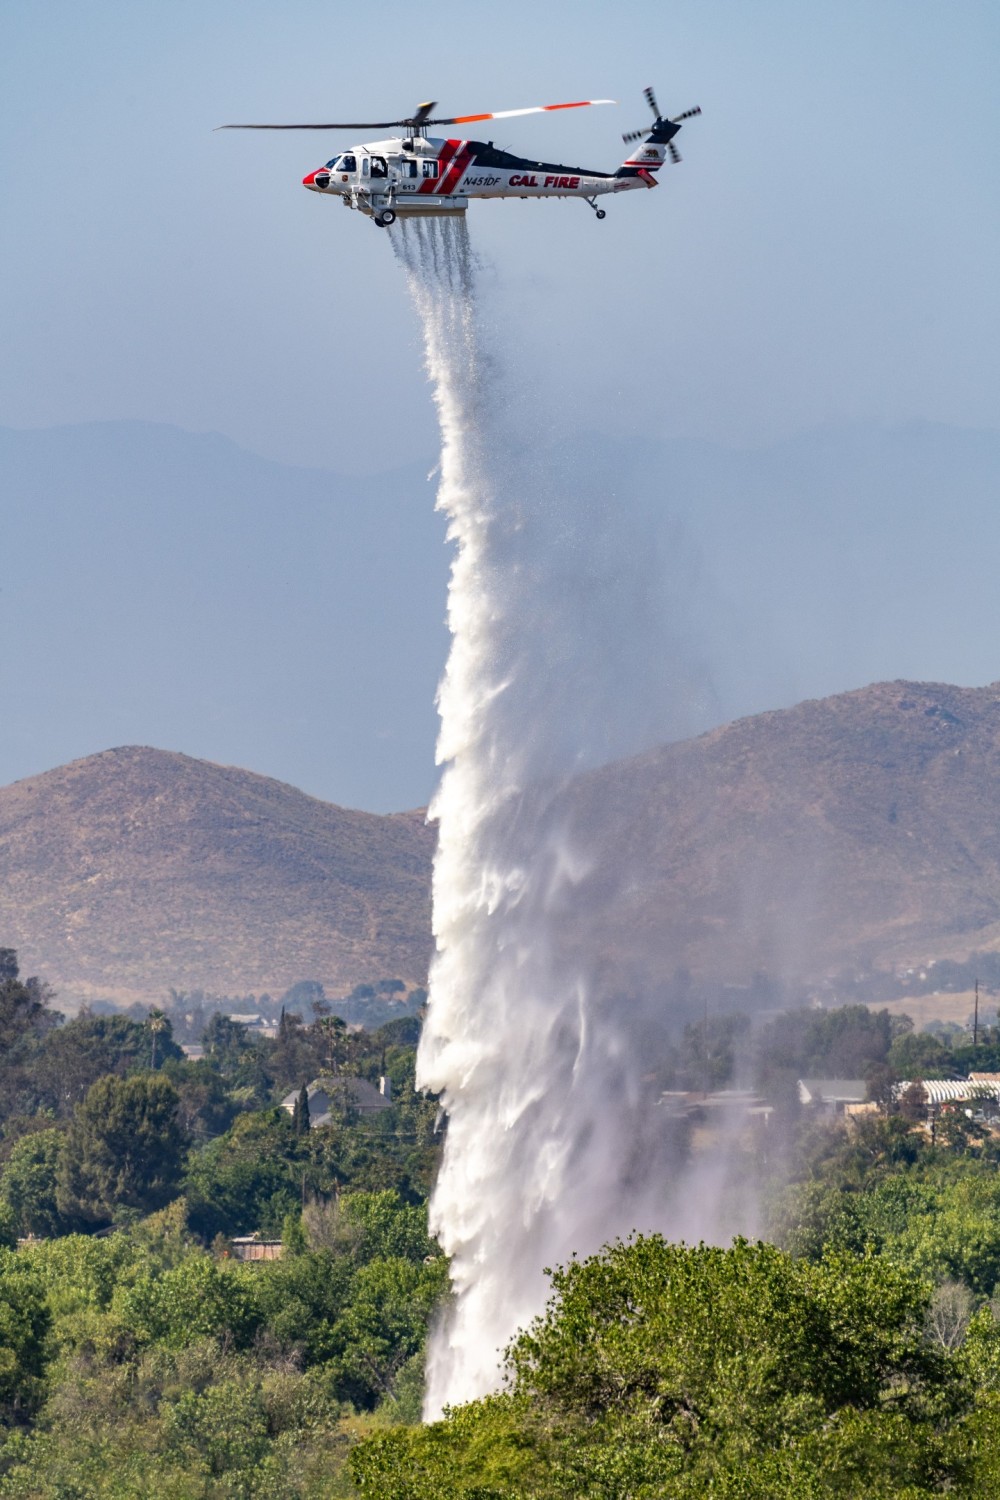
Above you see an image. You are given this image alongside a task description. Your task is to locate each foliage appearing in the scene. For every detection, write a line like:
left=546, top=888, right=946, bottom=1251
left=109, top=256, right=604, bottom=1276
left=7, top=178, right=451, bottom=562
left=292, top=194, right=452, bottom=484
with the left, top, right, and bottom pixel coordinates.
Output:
left=0, top=1250, right=49, bottom=1425
left=0, top=1131, right=68, bottom=1239
left=158, top=1057, right=235, bottom=1141
left=0, top=1188, right=444, bottom=1494
left=56, top=1073, right=187, bottom=1227
left=351, top=1236, right=974, bottom=1498
left=185, top=1108, right=305, bottom=1239
left=114, top=1254, right=263, bottom=1350
left=26, top=1012, right=184, bottom=1121
left=19, top=955, right=1000, bottom=1495
left=292, top=1084, right=311, bottom=1136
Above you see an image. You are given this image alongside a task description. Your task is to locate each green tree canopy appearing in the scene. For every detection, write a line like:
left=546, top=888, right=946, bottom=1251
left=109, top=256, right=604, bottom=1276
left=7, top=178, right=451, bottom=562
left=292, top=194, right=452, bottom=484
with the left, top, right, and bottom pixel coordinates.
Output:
left=351, top=1236, right=964, bottom=1499
left=56, top=1073, right=187, bottom=1227
left=0, top=1248, right=50, bottom=1425
left=31, top=1013, right=183, bottom=1114
left=0, top=1128, right=70, bottom=1238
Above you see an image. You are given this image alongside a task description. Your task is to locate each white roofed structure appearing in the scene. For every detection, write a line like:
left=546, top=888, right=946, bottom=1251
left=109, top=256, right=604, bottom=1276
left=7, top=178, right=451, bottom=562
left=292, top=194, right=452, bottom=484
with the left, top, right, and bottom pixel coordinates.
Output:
left=895, top=1078, right=1000, bottom=1106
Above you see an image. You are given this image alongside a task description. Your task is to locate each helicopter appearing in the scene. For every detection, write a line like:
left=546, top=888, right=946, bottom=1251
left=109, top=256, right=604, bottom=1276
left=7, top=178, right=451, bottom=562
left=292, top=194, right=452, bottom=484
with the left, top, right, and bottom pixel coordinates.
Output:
left=217, top=87, right=700, bottom=228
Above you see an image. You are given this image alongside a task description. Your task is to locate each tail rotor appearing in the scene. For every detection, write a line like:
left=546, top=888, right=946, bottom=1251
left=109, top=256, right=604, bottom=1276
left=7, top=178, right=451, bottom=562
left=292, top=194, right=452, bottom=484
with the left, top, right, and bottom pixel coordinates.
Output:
left=622, top=87, right=701, bottom=162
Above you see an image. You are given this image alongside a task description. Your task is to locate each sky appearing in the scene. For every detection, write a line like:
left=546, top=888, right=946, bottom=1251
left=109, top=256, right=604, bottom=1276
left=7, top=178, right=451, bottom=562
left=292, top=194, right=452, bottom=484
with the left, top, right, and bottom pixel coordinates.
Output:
left=3, top=0, right=998, bottom=462
left=2, top=0, right=1000, bottom=809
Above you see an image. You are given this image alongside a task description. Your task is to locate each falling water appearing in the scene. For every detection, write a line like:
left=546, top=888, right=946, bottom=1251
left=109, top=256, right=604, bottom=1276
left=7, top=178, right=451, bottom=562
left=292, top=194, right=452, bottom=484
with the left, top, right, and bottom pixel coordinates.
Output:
left=391, top=215, right=739, bottom=1419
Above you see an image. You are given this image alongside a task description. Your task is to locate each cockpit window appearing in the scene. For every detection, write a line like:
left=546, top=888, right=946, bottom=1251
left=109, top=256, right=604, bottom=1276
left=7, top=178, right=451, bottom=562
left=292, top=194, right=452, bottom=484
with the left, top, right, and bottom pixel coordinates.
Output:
left=327, top=154, right=356, bottom=173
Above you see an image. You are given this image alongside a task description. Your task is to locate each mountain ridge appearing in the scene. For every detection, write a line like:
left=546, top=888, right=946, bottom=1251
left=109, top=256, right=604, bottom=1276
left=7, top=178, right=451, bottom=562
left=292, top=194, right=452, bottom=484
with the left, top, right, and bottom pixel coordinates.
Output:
left=0, top=745, right=434, bottom=1007
left=9, top=679, right=1000, bottom=1007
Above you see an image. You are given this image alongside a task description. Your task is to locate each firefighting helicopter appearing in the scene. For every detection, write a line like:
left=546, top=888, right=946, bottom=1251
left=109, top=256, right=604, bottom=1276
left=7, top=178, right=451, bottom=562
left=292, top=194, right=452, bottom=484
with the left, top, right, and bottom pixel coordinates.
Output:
left=217, top=87, right=700, bottom=228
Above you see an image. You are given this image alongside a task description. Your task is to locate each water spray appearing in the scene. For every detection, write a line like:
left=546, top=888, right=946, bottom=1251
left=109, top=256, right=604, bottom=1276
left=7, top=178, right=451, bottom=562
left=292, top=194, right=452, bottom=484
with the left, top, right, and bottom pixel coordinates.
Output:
left=392, top=218, right=646, bottom=1415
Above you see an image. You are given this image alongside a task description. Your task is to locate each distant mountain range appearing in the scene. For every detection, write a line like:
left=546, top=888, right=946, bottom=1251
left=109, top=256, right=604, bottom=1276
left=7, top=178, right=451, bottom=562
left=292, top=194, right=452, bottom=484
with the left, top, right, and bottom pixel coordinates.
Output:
left=6, top=679, right=1000, bottom=1008
left=562, top=678, right=1000, bottom=989
left=0, top=747, right=433, bottom=1007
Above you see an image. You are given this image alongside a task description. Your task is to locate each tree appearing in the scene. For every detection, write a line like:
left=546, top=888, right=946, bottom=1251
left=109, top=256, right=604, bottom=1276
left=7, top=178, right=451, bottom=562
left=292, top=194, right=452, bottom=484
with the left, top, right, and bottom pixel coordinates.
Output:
left=115, top=1253, right=262, bottom=1350
left=0, top=1128, right=70, bottom=1238
left=326, top=1254, right=448, bottom=1409
left=292, top=1083, right=311, bottom=1136
left=889, top=1030, right=956, bottom=1079
left=0, top=1249, right=50, bottom=1423
left=927, top=1280, right=976, bottom=1351
left=146, top=1008, right=169, bottom=1070
left=158, top=1058, right=234, bottom=1141
left=202, top=1013, right=253, bottom=1070
left=31, top=1013, right=183, bottom=1114
left=899, top=1079, right=929, bottom=1124
left=281, top=980, right=326, bottom=1012
left=0, top=961, right=59, bottom=1049
left=350, top=1236, right=962, bottom=1498
left=313, top=1014, right=351, bottom=1073
left=56, top=1073, right=187, bottom=1226
left=185, top=1109, right=303, bottom=1239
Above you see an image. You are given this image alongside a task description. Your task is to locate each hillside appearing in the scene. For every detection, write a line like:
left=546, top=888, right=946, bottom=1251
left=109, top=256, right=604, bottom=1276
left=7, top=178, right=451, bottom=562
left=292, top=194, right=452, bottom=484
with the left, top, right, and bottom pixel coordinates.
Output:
left=9, top=682, right=1000, bottom=1007
left=0, top=747, right=434, bottom=1007
left=564, top=678, right=1000, bottom=988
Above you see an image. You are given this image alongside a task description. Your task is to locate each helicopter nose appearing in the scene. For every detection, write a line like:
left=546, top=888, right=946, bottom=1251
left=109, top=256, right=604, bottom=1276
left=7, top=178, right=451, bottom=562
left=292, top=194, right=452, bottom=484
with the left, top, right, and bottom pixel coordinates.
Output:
left=302, top=169, right=331, bottom=192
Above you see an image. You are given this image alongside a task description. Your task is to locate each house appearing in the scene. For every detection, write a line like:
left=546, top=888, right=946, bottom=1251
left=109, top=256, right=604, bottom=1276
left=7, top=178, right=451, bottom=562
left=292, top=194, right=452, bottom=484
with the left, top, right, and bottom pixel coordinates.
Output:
left=229, top=1235, right=283, bottom=1263
left=280, top=1074, right=393, bottom=1127
left=225, top=1012, right=279, bottom=1040
left=798, top=1079, right=870, bottom=1114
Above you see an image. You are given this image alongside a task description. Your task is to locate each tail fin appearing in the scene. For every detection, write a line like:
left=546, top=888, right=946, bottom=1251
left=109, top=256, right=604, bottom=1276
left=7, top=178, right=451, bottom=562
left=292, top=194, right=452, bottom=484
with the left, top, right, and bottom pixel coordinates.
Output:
left=615, top=117, right=680, bottom=186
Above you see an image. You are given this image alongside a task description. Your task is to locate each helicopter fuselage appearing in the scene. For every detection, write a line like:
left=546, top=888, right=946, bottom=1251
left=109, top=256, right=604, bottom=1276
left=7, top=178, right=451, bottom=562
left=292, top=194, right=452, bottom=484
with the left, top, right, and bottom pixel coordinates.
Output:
left=301, top=131, right=666, bottom=219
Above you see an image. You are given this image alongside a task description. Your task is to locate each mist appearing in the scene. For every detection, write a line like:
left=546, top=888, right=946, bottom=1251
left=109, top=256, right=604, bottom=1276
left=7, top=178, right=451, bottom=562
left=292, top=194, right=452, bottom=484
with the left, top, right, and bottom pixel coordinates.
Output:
left=388, top=215, right=755, bottom=1416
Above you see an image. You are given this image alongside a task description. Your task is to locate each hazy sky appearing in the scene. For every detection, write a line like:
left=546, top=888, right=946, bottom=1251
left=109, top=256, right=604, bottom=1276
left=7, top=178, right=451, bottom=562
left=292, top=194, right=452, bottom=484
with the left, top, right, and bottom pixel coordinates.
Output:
left=2, top=1, right=999, bottom=810
left=3, top=0, right=998, bottom=464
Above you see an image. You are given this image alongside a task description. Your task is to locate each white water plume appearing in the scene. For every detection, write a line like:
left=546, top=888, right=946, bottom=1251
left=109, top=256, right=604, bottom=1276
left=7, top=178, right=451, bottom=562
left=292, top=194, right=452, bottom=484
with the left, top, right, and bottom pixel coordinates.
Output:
left=392, top=215, right=744, bottom=1419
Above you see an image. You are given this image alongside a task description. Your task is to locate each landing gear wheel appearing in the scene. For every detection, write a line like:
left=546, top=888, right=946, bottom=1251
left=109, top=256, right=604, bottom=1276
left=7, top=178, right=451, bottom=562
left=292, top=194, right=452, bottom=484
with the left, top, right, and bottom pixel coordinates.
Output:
left=374, top=210, right=396, bottom=228
left=595, top=209, right=606, bottom=220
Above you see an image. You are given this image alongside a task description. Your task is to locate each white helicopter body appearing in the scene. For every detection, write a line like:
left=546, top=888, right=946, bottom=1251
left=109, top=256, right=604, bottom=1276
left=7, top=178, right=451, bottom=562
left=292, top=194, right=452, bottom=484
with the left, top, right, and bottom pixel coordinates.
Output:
left=220, top=90, right=700, bottom=227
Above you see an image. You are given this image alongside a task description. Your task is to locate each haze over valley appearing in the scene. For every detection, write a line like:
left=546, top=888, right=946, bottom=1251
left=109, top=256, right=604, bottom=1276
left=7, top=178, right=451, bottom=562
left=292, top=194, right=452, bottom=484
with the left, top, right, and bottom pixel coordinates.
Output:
left=8, top=678, right=1000, bottom=1013
left=6, top=417, right=1000, bottom=813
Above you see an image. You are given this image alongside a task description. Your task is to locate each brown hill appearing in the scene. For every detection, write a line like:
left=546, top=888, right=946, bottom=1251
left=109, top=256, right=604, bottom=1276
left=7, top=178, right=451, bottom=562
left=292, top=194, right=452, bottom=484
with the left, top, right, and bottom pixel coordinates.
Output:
left=7, top=682, right=1000, bottom=1009
left=565, top=679, right=1000, bottom=988
left=0, top=747, right=434, bottom=1007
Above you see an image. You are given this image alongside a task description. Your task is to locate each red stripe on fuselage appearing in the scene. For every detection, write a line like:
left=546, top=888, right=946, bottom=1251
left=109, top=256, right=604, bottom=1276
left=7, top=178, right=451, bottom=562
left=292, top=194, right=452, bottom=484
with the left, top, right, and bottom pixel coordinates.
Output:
left=418, top=137, right=460, bottom=194
left=439, top=143, right=473, bottom=196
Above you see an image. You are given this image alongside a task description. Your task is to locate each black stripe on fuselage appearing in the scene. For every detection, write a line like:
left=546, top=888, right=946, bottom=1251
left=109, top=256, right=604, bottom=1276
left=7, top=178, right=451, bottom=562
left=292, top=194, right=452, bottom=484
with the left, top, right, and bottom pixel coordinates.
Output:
left=468, top=139, right=612, bottom=178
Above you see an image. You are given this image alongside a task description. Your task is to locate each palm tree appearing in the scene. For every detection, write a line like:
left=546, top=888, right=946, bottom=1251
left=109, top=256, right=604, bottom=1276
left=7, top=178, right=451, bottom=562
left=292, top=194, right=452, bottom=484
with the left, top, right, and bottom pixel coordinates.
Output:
left=147, top=1008, right=168, bottom=1070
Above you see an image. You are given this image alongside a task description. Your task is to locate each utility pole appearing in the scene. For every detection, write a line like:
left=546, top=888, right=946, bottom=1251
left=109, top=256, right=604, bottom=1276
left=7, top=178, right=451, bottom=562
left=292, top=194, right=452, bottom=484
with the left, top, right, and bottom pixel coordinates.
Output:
left=974, top=978, right=980, bottom=1049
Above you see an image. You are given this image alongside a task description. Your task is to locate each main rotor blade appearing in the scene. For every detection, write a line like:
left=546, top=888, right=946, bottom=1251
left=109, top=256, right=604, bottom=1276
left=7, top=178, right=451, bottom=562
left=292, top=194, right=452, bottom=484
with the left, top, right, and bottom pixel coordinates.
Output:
left=426, top=98, right=616, bottom=125
left=216, top=97, right=618, bottom=133
left=216, top=120, right=423, bottom=130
